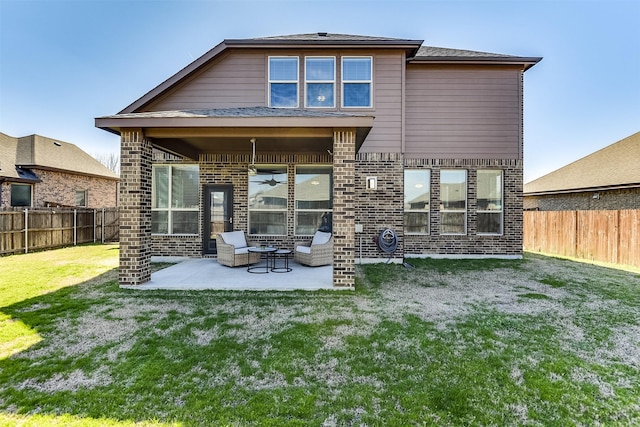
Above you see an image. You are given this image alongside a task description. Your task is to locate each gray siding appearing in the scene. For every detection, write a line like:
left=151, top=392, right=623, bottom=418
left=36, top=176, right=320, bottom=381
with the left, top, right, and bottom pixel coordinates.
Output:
left=148, top=51, right=266, bottom=111
left=405, top=65, right=522, bottom=159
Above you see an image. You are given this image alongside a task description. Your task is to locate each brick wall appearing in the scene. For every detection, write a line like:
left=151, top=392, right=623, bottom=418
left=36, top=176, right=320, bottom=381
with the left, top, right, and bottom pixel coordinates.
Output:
left=33, top=169, right=117, bottom=208
left=354, top=156, right=523, bottom=258
left=119, top=129, right=152, bottom=286
left=354, top=153, right=404, bottom=260
left=0, top=172, right=117, bottom=209
left=524, top=187, right=640, bottom=211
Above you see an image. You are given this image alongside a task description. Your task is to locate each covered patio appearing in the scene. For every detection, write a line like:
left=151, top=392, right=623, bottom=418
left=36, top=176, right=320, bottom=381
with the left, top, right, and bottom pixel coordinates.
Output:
left=96, top=107, right=374, bottom=289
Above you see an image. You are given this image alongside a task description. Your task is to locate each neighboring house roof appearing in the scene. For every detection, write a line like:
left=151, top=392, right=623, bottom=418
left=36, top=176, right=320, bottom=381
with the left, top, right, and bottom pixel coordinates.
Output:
left=0, top=132, right=119, bottom=181
left=116, top=32, right=541, bottom=114
left=524, top=131, right=640, bottom=195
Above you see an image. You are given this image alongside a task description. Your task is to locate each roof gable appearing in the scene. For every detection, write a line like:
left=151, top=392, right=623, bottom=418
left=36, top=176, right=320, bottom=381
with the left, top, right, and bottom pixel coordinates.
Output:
left=524, top=131, right=640, bottom=194
left=116, top=32, right=540, bottom=114
left=1, top=132, right=118, bottom=180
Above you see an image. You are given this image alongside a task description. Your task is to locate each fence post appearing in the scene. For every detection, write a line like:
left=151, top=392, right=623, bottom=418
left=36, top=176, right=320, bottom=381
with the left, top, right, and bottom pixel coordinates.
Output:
left=102, top=208, right=105, bottom=244
left=73, top=209, right=77, bottom=246
left=93, top=209, right=97, bottom=243
left=24, top=208, right=28, bottom=254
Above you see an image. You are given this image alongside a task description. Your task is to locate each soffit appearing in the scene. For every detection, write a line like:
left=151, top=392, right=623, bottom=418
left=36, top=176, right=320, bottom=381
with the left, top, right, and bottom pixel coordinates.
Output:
left=96, top=107, right=374, bottom=158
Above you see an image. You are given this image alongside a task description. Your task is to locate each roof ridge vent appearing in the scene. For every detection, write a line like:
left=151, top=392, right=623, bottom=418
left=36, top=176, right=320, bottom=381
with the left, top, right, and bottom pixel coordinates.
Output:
left=317, top=32, right=328, bottom=37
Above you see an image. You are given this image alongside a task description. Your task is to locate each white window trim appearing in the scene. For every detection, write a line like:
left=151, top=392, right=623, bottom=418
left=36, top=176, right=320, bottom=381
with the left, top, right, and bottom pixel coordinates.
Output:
left=268, top=56, right=299, bottom=108
left=248, top=165, right=288, bottom=236
left=294, top=164, right=333, bottom=236
left=304, top=57, right=336, bottom=109
left=439, top=169, right=467, bottom=236
left=477, top=170, right=504, bottom=236
left=152, top=164, right=199, bottom=236
left=404, top=169, right=431, bottom=235
left=341, top=56, right=373, bottom=109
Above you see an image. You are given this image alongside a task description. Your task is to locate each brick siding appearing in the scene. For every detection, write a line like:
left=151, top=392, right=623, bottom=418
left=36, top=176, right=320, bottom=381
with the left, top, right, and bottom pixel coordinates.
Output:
left=355, top=155, right=523, bottom=258
left=0, top=170, right=117, bottom=209
left=119, top=129, right=152, bottom=286
left=524, top=187, right=640, bottom=211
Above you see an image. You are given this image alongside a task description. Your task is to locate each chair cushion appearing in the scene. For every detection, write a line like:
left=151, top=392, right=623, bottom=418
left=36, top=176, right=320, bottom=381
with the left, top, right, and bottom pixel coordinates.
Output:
left=296, top=246, right=311, bottom=254
left=221, top=231, right=247, bottom=248
left=311, top=231, right=331, bottom=246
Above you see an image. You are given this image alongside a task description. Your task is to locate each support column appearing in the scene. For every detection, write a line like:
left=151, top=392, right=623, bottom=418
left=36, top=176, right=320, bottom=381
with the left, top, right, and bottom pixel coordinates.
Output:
left=332, top=129, right=356, bottom=288
left=119, top=129, right=152, bottom=286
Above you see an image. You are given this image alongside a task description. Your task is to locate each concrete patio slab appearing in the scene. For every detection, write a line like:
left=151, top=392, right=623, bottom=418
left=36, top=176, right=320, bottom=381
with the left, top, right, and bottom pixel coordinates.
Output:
left=121, top=257, right=342, bottom=291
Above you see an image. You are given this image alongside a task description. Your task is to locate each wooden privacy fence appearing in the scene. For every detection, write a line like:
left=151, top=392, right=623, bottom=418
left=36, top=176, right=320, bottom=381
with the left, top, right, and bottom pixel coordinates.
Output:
left=0, top=208, right=119, bottom=255
left=524, top=209, right=640, bottom=269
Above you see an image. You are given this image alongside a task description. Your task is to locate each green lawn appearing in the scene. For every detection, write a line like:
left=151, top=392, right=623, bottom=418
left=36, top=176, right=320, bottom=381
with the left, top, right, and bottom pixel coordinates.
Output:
left=1, top=245, right=639, bottom=426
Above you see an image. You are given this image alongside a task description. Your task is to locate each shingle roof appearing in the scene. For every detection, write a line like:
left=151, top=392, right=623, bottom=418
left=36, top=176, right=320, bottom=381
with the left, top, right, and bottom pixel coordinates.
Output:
left=102, top=107, right=372, bottom=120
left=250, top=33, right=420, bottom=42
left=412, top=46, right=541, bottom=69
left=524, top=131, right=640, bottom=194
left=0, top=132, right=119, bottom=181
left=415, top=46, right=519, bottom=59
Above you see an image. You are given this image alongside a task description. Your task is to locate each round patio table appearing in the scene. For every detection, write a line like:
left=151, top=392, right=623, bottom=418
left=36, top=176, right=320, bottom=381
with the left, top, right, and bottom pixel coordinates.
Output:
left=271, top=249, right=292, bottom=273
left=247, top=246, right=277, bottom=274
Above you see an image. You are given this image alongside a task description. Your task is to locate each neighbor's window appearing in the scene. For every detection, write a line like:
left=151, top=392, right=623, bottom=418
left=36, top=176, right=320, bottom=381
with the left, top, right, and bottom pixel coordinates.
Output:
left=440, top=170, right=467, bottom=235
left=342, top=57, right=372, bottom=108
left=249, top=166, right=287, bottom=235
left=295, top=165, right=332, bottom=235
left=152, top=164, right=199, bottom=234
left=305, top=57, right=335, bottom=108
left=477, top=170, right=503, bottom=235
left=404, top=169, right=430, bottom=234
left=11, top=183, right=32, bottom=207
left=269, top=56, right=299, bottom=108
left=75, top=190, right=87, bottom=207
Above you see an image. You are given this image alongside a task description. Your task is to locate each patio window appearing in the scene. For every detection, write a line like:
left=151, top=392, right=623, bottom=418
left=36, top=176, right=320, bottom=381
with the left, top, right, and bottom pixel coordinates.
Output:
left=342, top=57, right=372, bottom=108
left=269, top=57, right=299, bottom=108
left=152, top=164, right=199, bottom=235
left=295, top=166, right=333, bottom=235
left=404, top=169, right=430, bottom=234
left=11, top=183, right=32, bottom=207
left=477, top=170, right=503, bottom=235
left=305, top=57, right=335, bottom=108
left=249, top=166, right=287, bottom=235
left=440, top=170, right=467, bottom=235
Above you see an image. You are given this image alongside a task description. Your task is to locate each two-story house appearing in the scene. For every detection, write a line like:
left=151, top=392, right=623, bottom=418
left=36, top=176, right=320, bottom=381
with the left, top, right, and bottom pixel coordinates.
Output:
left=96, top=33, right=541, bottom=288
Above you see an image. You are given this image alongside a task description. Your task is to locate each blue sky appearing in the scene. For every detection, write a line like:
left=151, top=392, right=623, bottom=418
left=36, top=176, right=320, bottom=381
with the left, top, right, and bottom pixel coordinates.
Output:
left=1, top=0, right=638, bottom=182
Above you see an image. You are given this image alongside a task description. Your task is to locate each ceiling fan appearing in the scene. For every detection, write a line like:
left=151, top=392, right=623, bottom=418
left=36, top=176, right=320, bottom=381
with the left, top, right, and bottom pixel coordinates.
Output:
left=251, top=175, right=286, bottom=187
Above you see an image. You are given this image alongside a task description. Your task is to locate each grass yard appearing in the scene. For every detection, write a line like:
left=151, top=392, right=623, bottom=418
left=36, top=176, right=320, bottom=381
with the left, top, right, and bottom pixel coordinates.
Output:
left=0, top=245, right=639, bottom=426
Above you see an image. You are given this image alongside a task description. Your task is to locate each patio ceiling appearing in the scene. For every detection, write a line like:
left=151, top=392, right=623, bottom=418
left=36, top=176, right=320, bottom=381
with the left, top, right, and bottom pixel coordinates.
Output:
left=95, top=107, right=374, bottom=159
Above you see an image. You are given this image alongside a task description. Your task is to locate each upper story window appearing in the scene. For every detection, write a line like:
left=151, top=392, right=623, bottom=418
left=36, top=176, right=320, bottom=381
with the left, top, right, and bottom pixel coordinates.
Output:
left=305, top=57, right=335, bottom=108
left=342, top=57, right=372, bottom=108
left=269, top=57, right=299, bottom=108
